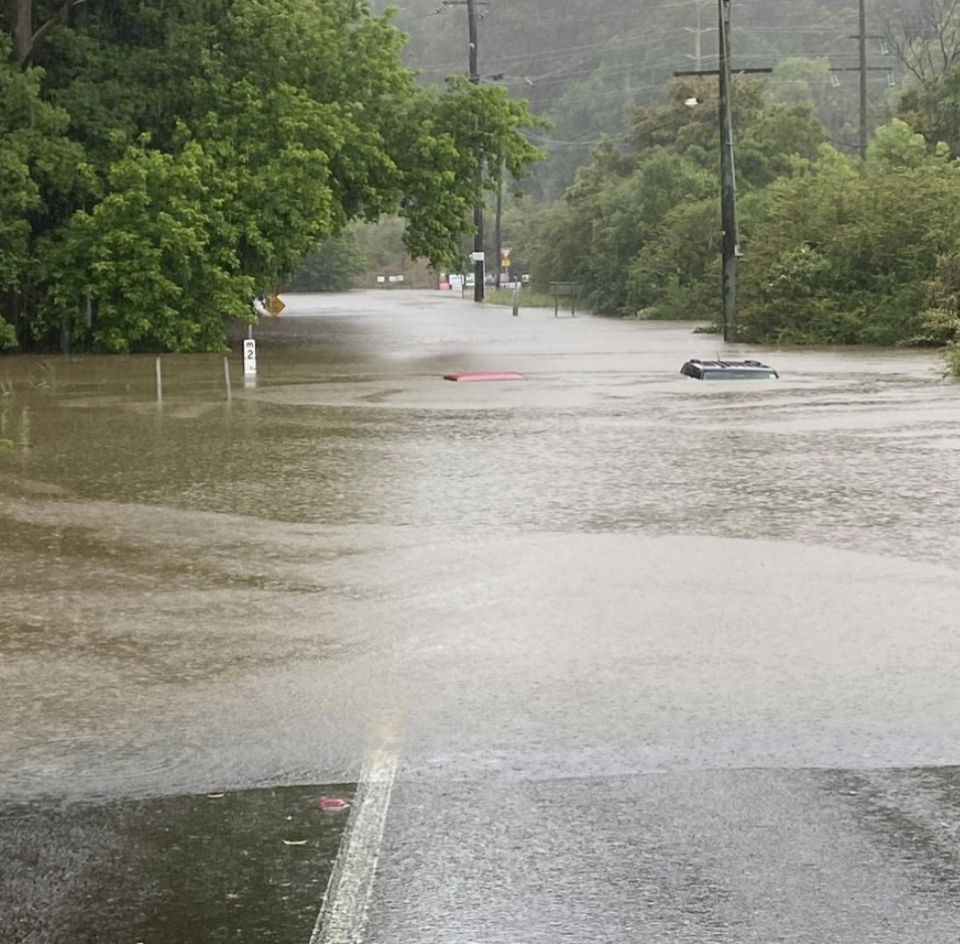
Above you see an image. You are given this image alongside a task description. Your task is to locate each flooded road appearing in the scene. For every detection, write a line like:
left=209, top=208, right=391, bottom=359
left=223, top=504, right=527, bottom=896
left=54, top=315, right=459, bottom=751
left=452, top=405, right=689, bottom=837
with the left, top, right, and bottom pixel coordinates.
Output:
left=3, top=289, right=960, bottom=941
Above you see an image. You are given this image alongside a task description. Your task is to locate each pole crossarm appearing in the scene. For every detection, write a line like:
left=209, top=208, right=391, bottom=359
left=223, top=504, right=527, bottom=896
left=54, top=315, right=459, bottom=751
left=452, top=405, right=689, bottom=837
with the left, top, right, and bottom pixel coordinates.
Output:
left=673, top=67, right=772, bottom=77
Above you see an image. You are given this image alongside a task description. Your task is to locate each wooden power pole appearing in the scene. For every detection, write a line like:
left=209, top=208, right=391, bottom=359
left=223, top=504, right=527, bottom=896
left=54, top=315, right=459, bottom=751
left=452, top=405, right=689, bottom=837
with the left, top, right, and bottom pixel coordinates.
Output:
left=675, top=2, right=771, bottom=341
left=718, top=0, right=737, bottom=342
left=858, top=0, right=868, bottom=159
left=466, top=0, right=485, bottom=302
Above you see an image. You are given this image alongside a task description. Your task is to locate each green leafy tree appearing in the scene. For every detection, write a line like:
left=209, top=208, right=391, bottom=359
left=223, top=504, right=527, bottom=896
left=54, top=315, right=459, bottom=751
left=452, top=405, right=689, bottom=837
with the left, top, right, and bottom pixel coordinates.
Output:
left=525, top=79, right=825, bottom=318
left=40, top=139, right=253, bottom=353
left=2, top=0, right=544, bottom=352
left=627, top=198, right=719, bottom=320
left=919, top=248, right=960, bottom=374
left=737, top=135, right=960, bottom=344
left=868, top=116, right=950, bottom=167
left=0, top=34, right=88, bottom=348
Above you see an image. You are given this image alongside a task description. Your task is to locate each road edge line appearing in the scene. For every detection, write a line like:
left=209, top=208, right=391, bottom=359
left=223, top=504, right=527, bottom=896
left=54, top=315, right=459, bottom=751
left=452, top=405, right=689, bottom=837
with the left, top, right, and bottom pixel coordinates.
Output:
left=308, top=747, right=399, bottom=944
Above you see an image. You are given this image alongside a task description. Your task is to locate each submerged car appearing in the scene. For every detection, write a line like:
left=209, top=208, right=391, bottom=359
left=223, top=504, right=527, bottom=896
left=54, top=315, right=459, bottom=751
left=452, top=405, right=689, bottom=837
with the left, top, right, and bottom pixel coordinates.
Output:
left=680, top=358, right=779, bottom=380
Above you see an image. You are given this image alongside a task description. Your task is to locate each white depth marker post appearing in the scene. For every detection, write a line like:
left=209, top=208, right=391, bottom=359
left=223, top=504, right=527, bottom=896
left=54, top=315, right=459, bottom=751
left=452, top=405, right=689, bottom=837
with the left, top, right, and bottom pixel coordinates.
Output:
left=243, top=338, right=257, bottom=376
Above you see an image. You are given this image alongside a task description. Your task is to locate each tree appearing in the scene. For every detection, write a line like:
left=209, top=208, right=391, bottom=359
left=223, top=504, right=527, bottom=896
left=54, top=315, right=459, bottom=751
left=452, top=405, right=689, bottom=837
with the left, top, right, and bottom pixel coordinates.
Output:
left=0, top=34, right=86, bottom=348
left=867, top=115, right=950, bottom=167
left=1, top=0, right=544, bottom=351
left=736, top=133, right=960, bottom=345
left=520, top=78, right=827, bottom=318
left=286, top=233, right=367, bottom=293
left=920, top=249, right=960, bottom=374
left=897, top=58, right=960, bottom=156
left=8, top=0, right=90, bottom=67
left=881, top=0, right=960, bottom=85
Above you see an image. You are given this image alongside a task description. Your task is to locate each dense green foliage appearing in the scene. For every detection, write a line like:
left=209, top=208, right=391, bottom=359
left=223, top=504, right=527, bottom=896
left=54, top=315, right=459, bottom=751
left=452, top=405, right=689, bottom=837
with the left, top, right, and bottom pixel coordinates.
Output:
left=0, top=0, right=543, bottom=352
left=286, top=233, right=367, bottom=293
left=738, top=122, right=960, bottom=346
left=518, top=81, right=826, bottom=316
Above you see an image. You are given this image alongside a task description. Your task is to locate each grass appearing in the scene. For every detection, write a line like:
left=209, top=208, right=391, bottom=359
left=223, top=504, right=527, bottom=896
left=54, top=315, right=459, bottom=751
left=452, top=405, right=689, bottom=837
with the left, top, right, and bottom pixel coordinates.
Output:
left=28, top=360, right=60, bottom=390
left=0, top=380, right=32, bottom=449
left=0, top=404, right=14, bottom=449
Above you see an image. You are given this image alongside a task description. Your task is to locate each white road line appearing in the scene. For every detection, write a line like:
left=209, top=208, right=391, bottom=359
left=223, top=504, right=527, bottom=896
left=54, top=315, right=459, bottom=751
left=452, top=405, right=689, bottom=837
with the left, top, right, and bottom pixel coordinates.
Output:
left=309, top=747, right=400, bottom=944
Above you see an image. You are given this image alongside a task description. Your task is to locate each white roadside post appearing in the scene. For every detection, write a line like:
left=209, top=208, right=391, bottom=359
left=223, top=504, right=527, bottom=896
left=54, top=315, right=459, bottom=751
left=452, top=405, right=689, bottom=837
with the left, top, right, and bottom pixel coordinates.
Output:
left=243, top=338, right=257, bottom=377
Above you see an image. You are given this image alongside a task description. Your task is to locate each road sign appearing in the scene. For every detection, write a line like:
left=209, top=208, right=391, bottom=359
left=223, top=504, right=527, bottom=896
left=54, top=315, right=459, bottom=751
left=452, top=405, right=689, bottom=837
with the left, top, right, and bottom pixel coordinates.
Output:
left=265, top=295, right=285, bottom=316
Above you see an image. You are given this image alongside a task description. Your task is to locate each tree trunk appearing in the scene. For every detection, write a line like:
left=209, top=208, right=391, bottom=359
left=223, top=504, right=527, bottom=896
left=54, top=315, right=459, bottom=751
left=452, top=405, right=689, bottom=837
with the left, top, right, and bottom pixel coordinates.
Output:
left=11, top=0, right=90, bottom=68
left=11, top=0, right=34, bottom=66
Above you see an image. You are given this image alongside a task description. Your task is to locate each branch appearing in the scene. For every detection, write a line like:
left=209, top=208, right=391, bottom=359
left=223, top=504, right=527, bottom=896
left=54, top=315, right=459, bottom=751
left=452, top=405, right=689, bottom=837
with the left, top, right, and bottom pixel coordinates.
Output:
left=25, top=0, right=91, bottom=65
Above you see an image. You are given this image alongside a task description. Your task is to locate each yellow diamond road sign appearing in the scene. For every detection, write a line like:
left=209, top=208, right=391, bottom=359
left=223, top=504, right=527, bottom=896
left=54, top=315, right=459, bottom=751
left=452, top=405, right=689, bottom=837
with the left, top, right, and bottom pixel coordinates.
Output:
left=265, top=295, right=285, bottom=316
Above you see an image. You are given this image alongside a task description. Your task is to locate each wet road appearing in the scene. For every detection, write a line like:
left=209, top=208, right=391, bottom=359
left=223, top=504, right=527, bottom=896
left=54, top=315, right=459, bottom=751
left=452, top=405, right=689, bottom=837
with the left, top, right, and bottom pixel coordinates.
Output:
left=3, top=290, right=960, bottom=941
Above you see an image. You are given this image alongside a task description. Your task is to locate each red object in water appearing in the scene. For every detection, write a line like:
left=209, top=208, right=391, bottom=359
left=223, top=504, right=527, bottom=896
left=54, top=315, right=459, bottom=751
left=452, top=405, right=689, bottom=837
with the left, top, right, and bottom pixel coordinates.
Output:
left=443, top=371, right=526, bottom=382
left=318, top=797, right=350, bottom=813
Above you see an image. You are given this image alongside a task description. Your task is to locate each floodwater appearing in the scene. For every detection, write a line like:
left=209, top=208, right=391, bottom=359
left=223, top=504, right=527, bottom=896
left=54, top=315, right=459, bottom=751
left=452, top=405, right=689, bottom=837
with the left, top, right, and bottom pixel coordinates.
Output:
left=3, top=290, right=960, bottom=942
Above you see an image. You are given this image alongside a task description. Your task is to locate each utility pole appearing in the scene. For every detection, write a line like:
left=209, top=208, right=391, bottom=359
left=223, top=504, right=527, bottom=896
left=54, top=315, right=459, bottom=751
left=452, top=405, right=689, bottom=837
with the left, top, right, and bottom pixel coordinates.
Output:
left=718, top=0, right=737, bottom=342
left=858, top=0, right=868, bottom=159
left=675, top=3, right=770, bottom=343
left=494, top=163, right=503, bottom=289
left=466, top=0, right=485, bottom=302
left=831, top=0, right=892, bottom=159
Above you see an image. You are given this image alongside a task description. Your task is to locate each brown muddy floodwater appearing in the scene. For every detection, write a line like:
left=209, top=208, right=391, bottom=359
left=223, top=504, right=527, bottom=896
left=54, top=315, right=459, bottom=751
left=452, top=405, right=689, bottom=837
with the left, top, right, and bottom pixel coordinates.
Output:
left=2, top=289, right=960, bottom=805
left=6, top=290, right=960, bottom=943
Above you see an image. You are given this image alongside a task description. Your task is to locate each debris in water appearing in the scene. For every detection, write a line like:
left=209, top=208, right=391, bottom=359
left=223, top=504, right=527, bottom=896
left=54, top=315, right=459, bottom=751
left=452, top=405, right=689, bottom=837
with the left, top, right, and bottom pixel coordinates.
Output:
left=318, top=797, right=350, bottom=813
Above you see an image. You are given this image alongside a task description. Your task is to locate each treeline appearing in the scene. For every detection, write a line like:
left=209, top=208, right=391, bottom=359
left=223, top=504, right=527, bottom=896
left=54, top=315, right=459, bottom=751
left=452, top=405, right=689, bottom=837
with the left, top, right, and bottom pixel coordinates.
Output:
left=0, top=0, right=543, bottom=353
left=495, top=62, right=960, bottom=371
